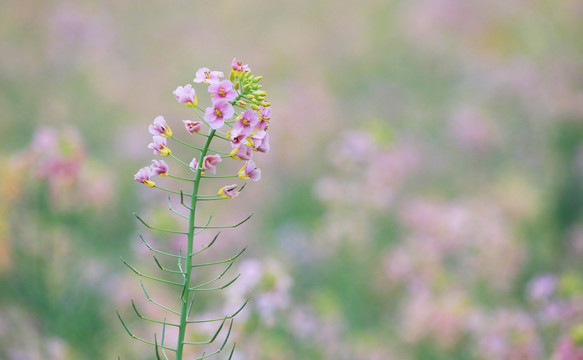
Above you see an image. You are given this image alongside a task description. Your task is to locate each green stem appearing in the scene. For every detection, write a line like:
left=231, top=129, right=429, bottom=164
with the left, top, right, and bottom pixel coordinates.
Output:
left=175, top=128, right=216, bottom=360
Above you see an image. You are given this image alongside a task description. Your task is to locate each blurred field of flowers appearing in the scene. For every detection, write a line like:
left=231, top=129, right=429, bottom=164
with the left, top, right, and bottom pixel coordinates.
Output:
left=2, top=0, right=583, bottom=359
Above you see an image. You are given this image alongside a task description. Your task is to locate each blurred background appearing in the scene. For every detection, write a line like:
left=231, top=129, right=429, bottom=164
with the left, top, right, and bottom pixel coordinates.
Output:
left=2, top=0, right=583, bottom=359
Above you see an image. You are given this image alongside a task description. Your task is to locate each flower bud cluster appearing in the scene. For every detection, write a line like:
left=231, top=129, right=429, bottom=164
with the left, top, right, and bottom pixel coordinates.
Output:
left=134, top=58, right=272, bottom=199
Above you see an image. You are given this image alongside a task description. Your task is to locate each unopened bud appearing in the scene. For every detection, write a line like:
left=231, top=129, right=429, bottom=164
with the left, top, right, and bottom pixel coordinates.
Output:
left=250, top=104, right=260, bottom=110
left=260, top=102, right=271, bottom=107
left=253, top=76, right=262, bottom=82
left=234, top=82, right=240, bottom=90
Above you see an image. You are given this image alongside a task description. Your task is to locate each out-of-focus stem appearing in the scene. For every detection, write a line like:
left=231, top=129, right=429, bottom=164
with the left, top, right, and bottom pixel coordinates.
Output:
left=175, top=128, right=216, bottom=360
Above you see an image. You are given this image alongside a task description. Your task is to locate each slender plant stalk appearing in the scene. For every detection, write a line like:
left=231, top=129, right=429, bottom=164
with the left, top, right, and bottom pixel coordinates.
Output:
left=176, top=129, right=216, bottom=359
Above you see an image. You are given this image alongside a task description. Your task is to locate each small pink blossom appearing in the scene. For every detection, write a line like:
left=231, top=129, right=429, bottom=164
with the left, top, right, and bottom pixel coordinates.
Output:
left=257, top=106, right=271, bottom=130
left=230, top=145, right=253, bottom=160
left=134, top=166, right=155, bottom=187
left=149, top=116, right=173, bottom=137
left=233, top=110, right=259, bottom=137
left=552, top=336, right=583, bottom=360
left=218, top=184, right=239, bottom=198
left=232, top=58, right=250, bottom=73
left=183, top=120, right=202, bottom=134
left=148, top=136, right=171, bottom=156
left=204, top=100, right=234, bottom=130
left=228, top=127, right=248, bottom=149
left=203, top=154, right=222, bottom=175
left=150, top=160, right=169, bottom=176
left=189, top=157, right=198, bottom=172
left=193, top=67, right=224, bottom=84
left=251, top=130, right=270, bottom=153
left=238, top=160, right=261, bottom=181
left=173, top=84, right=197, bottom=106
left=208, top=80, right=237, bottom=102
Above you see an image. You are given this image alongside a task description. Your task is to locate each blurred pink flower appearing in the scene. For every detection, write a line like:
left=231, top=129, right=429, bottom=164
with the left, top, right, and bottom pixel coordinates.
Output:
left=552, top=336, right=583, bottom=360
left=527, top=274, right=557, bottom=302
left=148, top=115, right=173, bottom=138
left=449, top=106, right=497, bottom=151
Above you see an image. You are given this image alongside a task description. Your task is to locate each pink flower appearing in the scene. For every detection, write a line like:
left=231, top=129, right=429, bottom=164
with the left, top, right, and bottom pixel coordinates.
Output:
left=150, top=160, right=169, bottom=176
left=189, top=157, right=198, bottom=172
left=238, top=160, right=261, bottom=181
left=134, top=166, right=155, bottom=187
left=552, top=336, right=583, bottom=360
left=232, top=58, right=250, bottom=73
left=228, top=127, right=248, bottom=149
left=251, top=130, right=270, bottom=153
left=257, top=106, right=271, bottom=130
left=208, top=80, right=237, bottom=102
left=230, top=145, right=253, bottom=160
left=233, top=109, right=259, bottom=137
left=204, top=100, right=234, bottom=130
left=203, top=154, right=222, bottom=175
left=149, top=116, right=173, bottom=137
left=148, top=136, right=171, bottom=156
left=218, top=184, right=239, bottom=198
left=183, top=120, right=202, bottom=134
left=193, top=67, right=224, bottom=84
left=173, top=84, right=197, bottom=106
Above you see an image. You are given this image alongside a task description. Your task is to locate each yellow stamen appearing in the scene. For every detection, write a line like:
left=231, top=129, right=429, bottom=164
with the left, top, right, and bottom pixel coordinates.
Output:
left=238, top=165, right=250, bottom=180
left=159, top=145, right=171, bottom=157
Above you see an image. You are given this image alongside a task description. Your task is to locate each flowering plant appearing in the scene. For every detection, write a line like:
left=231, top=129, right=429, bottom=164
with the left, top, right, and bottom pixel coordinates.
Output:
left=118, top=58, right=271, bottom=360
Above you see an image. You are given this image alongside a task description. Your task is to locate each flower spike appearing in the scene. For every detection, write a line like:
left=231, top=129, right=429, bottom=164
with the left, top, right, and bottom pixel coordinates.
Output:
left=127, top=59, right=272, bottom=360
